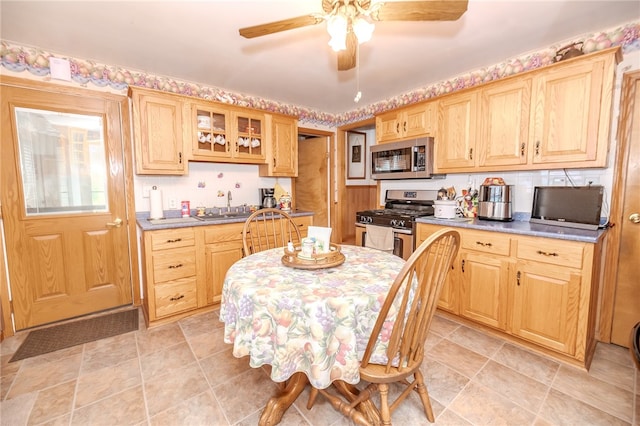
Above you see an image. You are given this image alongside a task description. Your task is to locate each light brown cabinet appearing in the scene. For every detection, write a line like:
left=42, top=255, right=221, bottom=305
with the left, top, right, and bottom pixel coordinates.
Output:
left=231, top=110, right=266, bottom=163
left=190, top=103, right=232, bottom=161
left=141, top=215, right=313, bottom=327
left=431, top=47, right=620, bottom=173
left=375, top=101, right=437, bottom=143
left=130, top=87, right=189, bottom=175
left=435, top=91, right=478, bottom=170
left=259, top=114, right=298, bottom=177
left=416, top=223, right=602, bottom=368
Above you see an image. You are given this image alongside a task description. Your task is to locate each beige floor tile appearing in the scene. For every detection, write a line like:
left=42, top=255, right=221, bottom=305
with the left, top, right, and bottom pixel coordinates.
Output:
left=135, top=322, right=186, bottom=357
left=429, top=315, right=461, bottom=338
left=139, top=341, right=196, bottom=380
left=70, top=385, right=146, bottom=426
left=474, top=360, right=548, bottom=413
left=553, top=364, right=634, bottom=422
left=80, top=332, right=138, bottom=374
left=448, top=381, right=536, bottom=425
left=447, top=325, right=505, bottom=358
left=538, top=387, right=630, bottom=425
left=8, top=353, right=82, bottom=398
left=27, top=380, right=75, bottom=425
left=0, top=333, right=27, bottom=356
left=178, top=309, right=224, bottom=338
left=199, top=347, right=253, bottom=387
left=435, top=409, right=473, bottom=425
left=492, top=342, right=560, bottom=385
left=421, top=358, right=469, bottom=406
left=1, top=391, right=37, bottom=426
left=149, top=390, right=228, bottom=426
left=21, top=344, right=83, bottom=367
left=292, top=383, right=346, bottom=426
left=184, top=326, right=228, bottom=359
left=213, top=366, right=280, bottom=424
left=593, top=341, right=635, bottom=368
left=1, top=353, right=22, bottom=378
left=588, top=352, right=636, bottom=392
left=426, top=339, right=488, bottom=378
left=1, top=372, right=16, bottom=400
left=75, top=357, right=141, bottom=408
left=143, top=362, right=209, bottom=417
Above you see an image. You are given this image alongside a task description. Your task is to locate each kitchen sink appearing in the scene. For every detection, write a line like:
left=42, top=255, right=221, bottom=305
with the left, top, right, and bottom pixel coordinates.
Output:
left=192, top=211, right=253, bottom=220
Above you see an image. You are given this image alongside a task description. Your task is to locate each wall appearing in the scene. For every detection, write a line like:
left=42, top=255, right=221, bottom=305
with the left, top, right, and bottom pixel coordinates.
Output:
left=375, top=50, right=640, bottom=219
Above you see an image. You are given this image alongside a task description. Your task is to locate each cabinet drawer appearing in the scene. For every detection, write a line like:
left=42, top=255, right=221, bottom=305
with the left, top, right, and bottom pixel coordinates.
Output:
left=204, top=223, right=244, bottom=244
left=154, top=277, right=198, bottom=318
left=517, top=237, right=584, bottom=269
left=150, top=228, right=195, bottom=250
left=152, top=247, right=197, bottom=283
left=461, top=229, right=511, bottom=256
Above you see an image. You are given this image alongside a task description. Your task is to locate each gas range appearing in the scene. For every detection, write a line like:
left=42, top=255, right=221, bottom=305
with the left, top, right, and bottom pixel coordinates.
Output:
left=355, top=189, right=437, bottom=233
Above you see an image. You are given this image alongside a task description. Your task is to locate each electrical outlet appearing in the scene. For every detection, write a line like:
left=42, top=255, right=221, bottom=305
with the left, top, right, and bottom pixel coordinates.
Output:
left=168, top=198, right=177, bottom=209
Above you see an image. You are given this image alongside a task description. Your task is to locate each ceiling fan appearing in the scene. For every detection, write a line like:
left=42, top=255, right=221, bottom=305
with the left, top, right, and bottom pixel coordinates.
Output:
left=239, top=0, right=469, bottom=71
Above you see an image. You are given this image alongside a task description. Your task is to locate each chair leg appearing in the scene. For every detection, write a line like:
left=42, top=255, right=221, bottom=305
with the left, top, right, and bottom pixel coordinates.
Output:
left=378, top=383, right=392, bottom=426
left=414, top=370, right=435, bottom=422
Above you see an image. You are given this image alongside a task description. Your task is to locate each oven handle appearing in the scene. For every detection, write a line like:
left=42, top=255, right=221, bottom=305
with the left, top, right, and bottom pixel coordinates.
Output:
left=354, top=223, right=413, bottom=235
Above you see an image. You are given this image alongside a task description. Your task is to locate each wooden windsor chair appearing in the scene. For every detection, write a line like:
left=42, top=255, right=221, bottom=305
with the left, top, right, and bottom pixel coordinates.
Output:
left=241, top=208, right=302, bottom=257
left=307, top=228, right=461, bottom=425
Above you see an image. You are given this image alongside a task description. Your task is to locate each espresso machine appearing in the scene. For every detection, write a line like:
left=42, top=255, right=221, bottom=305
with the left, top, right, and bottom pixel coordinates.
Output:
left=259, top=188, right=276, bottom=208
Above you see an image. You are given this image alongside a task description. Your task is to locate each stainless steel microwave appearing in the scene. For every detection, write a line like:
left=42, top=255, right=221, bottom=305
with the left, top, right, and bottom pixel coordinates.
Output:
left=370, top=137, right=439, bottom=180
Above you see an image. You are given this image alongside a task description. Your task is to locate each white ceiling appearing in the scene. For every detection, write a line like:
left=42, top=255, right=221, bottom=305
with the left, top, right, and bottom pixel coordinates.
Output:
left=1, top=0, right=638, bottom=115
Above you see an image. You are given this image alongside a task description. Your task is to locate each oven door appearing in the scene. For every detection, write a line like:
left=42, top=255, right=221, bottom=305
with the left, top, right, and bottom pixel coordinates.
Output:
left=354, top=224, right=413, bottom=260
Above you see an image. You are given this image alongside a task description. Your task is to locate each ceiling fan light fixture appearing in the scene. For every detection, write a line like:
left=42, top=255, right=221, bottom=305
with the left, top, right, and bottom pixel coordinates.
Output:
left=352, top=16, right=374, bottom=44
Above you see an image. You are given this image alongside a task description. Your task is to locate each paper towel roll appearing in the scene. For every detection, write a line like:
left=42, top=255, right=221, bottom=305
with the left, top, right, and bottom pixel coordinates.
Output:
left=149, top=187, right=164, bottom=219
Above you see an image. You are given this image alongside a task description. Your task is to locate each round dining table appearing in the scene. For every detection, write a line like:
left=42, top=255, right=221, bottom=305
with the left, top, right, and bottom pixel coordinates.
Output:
left=219, top=244, right=407, bottom=425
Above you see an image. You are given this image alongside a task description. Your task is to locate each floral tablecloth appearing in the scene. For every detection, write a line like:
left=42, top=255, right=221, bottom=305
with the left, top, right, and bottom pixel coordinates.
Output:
left=220, top=245, right=406, bottom=389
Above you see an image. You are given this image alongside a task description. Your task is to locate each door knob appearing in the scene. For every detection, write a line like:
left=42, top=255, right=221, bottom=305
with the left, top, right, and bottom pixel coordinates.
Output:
left=106, top=218, right=123, bottom=228
left=630, top=213, right=640, bottom=224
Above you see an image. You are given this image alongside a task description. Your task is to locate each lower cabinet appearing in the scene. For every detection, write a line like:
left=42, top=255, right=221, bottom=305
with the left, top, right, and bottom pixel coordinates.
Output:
left=141, top=215, right=313, bottom=327
left=416, top=223, right=601, bottom=368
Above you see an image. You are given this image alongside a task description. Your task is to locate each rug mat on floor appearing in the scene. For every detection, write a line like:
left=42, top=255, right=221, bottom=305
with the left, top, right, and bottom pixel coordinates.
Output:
left=9, top=309, right=139, bottom=362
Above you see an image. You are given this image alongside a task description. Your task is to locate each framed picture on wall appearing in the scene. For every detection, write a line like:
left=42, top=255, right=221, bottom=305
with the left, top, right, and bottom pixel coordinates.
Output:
left=347, top=131, right=366, bottom=179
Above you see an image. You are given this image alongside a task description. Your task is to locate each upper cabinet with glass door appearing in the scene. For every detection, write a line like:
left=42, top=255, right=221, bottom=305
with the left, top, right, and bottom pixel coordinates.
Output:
left=231, top=110, right=265, bottom=163
left=191, top=103, right=231, bottom=161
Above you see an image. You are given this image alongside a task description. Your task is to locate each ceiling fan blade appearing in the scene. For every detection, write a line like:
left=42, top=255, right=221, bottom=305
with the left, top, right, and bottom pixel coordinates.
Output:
left=239, top=15, right=323, bottom=39
left=372, top=0, right=468, bottom=21
left=337, top=32, right=358, bottom=71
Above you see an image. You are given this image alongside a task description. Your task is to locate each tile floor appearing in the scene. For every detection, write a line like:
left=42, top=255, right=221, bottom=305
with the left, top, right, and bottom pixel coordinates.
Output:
left=1, top=308, right=638, bottom=426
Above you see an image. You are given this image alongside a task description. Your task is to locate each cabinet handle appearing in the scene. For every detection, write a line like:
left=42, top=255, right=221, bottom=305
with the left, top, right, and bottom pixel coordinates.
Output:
left=461, top=259, right=465, bottom=273
left=170, top=294, right=185, bottom=301
left=403, top=121, right=407, bottom=132
left=537, top=250, right=558, bottom=257
left=396, top=123, right=400, bottom=133
left=475, top=241, right=492, bottom=247
left=535, top=141, right=540, bottom=156
left=520, top=143, right=525, bottom=157
left=273, top=157, right=276, bottom=167
left=166, top=238, right=182, bottom=243
left=179, top=152, right=183, bottom=164
left=168, top=263, right=184, bottom=269
left=517, top=271, right=521, bottom=286
left=469, top=148, right=473, bottom=160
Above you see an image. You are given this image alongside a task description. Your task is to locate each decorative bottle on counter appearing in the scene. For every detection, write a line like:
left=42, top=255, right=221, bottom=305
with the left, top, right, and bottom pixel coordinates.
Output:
left=279, top=193, right=291, bottom=211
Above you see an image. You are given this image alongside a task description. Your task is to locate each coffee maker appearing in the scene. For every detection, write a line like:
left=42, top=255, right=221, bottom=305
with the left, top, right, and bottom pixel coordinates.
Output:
left=478, top=179, right=513, bottom=221
left=259, top=188, right=276, bottom=208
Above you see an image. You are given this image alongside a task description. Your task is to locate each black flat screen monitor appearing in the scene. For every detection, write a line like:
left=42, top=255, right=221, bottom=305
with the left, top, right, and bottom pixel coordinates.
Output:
left=530, top=185, right=604, bottom=230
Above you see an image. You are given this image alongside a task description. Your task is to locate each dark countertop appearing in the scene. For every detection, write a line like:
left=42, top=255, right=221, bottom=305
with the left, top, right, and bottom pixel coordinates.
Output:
left=415, top=216, right=607, bottom=243
left=136, top=210, right=314, bottom=231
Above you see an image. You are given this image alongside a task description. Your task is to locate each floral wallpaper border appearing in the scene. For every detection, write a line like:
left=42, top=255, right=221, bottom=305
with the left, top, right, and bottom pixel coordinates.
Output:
left=1, top=20, right=638, bottom=127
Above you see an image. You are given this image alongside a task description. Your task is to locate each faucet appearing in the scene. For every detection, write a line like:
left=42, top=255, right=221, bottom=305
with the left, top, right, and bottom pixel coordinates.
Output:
left=227, top=191, right=232, bottom=210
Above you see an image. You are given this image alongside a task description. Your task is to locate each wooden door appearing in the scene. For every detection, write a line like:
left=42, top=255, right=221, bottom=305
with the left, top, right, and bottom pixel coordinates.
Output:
left=436, top=91, right=479, bottom=171
left=130, top=87, right=186, bottom=174
left=459, top=251, right=509, bottom=330
left=295, top=136, right=329, bottom=227
left=608, top=72, right=640, bottom=347
left=530, top=59, right=604, bottom=165
left=478, top=77, right=531, bottom=168
left=512, top=261, right=580, bottom=355
left=1, top=85, right=133, bottom=330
